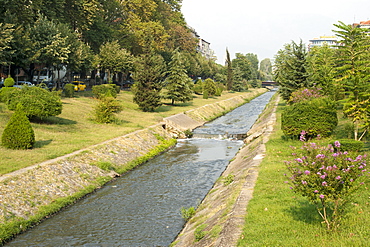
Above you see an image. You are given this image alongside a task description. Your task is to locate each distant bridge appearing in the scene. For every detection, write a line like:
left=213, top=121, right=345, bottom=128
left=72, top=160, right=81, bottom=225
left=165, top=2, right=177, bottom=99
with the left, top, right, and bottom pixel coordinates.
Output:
left=261, top=81, right=278, bottom=88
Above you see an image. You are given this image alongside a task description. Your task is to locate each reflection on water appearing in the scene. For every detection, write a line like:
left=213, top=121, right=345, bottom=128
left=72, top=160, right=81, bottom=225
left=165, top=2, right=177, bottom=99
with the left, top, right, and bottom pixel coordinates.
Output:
left=6, top=91, right=275, bottom=247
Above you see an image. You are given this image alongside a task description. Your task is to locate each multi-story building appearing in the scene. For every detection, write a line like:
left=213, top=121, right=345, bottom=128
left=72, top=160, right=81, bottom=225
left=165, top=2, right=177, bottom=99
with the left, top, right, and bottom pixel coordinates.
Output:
left=188, top=25, right=215, bottom=60
left=353, top=20, right=370, bottom=29
left=308, top=36, right=338, bottom=50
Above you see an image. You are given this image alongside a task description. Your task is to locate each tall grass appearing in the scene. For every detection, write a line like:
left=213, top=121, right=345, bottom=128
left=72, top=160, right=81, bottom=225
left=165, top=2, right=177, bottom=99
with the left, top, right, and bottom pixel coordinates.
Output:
left=237, top=103, right=369, bottom=246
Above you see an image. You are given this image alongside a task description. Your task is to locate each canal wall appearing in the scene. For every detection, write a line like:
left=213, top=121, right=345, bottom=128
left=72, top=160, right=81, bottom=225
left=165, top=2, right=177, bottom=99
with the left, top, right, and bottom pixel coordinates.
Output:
left=0, top=88, right=267, bottom=243
left=172, top=92, right=279, bottom=247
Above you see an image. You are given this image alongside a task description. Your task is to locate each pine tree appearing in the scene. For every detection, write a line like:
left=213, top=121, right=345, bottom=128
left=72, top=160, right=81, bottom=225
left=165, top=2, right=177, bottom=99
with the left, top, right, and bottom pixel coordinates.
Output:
left=164, top=51, right=193, bottom=105
left=132, top=53, right=165, bottom=112
left=1, top=105, right=35, bottom=149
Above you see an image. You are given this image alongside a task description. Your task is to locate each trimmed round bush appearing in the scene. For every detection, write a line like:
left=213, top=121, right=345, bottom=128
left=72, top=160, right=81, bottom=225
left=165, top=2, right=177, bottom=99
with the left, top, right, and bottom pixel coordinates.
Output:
left=6, top=86, right=62, bottom=119
left=282, top=97, right=338, bottom=139
left=1, top=105, right=35, bottom=149
left=92, top=84, right=118, bottom=99
left=63, top=83, right=75, bottom=98
left=4, top=76, right=15, bottom=87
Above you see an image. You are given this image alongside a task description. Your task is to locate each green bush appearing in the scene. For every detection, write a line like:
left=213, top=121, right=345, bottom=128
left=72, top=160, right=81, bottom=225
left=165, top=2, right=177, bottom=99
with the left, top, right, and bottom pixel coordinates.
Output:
left=281, top=97, right=338, bottom=139
left=63, top=83, right=75, bottom=98
left=193, top=83, right=203, bottom=95
left=93, top=95, right=122, bottom=123
left=203, top=78, right=217, bottom=96
left=1, top=105, right=35, bottom=149
left=6, top=86, right=62, bottom=119
left=203, top=90, right=209, bottom=99
left=332, top=139, right=364, bottom=152
left=92, top=84, right=118, bottom=99
left=0, top=87, right=18, bottom=103
left=4, top=76, right=15, bottom=87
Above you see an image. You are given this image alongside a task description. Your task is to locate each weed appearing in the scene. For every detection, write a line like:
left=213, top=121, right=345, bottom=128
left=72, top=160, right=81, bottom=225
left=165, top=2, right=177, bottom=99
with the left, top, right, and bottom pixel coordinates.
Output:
left=180, top=206, right=195, bottom=221
left=223, top=174, right=234, bottom=185
left=194, top=224, right=207, bottom=242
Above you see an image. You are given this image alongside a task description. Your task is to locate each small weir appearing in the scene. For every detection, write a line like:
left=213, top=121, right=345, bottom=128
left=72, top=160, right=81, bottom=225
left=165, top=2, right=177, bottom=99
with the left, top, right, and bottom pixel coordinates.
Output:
left=6, top=91, right=275, bottom=247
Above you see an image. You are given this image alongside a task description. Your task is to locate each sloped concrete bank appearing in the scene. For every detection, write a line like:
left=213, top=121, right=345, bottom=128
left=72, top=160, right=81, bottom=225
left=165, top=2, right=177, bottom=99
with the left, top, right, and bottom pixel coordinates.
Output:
left=172, top=92, right=279, bottom=246
left=0, top=88, right=266, bottom=244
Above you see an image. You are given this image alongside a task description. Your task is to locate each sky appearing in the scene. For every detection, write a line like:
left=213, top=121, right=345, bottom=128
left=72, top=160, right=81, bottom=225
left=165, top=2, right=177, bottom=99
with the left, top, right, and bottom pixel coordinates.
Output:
left=181, top=0, right=370, bottom=64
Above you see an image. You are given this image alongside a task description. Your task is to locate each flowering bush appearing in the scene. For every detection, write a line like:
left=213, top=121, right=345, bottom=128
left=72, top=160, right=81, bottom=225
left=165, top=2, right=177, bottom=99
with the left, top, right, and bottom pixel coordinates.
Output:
left=288, top=87, right=323, bottom=104
left=285, top=140, right=368, bottom=230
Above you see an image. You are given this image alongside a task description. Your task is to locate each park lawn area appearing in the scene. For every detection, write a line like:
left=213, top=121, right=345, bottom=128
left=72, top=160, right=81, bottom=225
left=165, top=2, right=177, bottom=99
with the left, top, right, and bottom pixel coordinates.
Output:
left=237, top=102, right=370, bottom=246
left=0, top=89, right=254, bottom=175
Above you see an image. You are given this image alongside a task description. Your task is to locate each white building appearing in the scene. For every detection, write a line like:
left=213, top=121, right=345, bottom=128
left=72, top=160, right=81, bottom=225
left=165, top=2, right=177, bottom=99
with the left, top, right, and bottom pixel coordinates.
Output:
left=188, top=25, right=215, bottom=60
left=308, top=36, right=338, bottom=50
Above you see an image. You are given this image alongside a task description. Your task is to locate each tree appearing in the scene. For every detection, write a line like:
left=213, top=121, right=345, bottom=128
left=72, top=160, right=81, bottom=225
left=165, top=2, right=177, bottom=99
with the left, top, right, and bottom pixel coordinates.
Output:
left=226, top=48, right=233, bottom=90
left=333, top=21, right=370, bottom=140
left=274, top=40, right=309, bottom=101
left=0, top=23, right=14, bottom=67
left=164, top=50, right=193, bottom=105
left=97, top=40, right=133, bottom=83
left=1, top=105, right=35, bottom=150
left=132, top=52, right=166, bottom=111
left=259, top=58, right=273, bottom=82
left=232, top=53, right=252, bottom=83
left=232, top=65, right=247, bottom=92
left=306, top=45, right=338, bottom=100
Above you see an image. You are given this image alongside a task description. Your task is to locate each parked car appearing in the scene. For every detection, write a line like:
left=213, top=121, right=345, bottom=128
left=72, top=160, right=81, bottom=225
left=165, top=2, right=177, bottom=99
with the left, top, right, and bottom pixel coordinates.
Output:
left=14, top=81, right=34, bottom=88
left=72, top=81, right=86, bottom=91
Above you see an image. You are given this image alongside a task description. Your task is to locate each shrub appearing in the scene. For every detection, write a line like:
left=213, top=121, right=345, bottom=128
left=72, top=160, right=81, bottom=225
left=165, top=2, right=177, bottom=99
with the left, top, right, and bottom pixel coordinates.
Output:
left=203, top=90, right=209, bottom=99
left=288, top=87, right=323, bottom=104
left=281, top=97, right=337, bottom=139
left=92, top=95, right=122, bottom=123
left=63, top=83, right=75, bottom=98
left=202, top=78, right=217, bottom=96
left=193, top=83, right=203, bottom=95
left=332, top=139, right=364, bottom=152
left=1, top=105, right=35, bottom=149
left=285, top=140, right=368, bottom=230
left=6, top=86, right=62, bottom=119
left=92, top=84, right=118, bottom=99
left=4, top=76, right=15, bottom=87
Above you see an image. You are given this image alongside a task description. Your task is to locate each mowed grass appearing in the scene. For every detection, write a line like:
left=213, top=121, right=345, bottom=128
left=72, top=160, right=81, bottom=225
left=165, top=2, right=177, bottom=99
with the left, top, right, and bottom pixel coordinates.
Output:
left=0, top=89, right=253, bottom=175
left=237, top=102, right=370, bottom=246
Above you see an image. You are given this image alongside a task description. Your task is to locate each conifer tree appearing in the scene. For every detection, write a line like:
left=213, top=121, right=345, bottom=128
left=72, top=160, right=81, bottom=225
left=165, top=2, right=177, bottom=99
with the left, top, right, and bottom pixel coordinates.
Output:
left=1, top=105, right=35, bottom=149
left=226, top=48, right=233, bottom=90
left=164, top=51, right=193, bottom=105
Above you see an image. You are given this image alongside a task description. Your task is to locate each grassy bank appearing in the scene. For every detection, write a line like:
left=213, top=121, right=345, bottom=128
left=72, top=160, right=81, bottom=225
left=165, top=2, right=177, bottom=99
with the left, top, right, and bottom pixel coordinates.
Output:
left=0, top=90, right=257, bottom=175
left=237, top=102, right=369, bottom=246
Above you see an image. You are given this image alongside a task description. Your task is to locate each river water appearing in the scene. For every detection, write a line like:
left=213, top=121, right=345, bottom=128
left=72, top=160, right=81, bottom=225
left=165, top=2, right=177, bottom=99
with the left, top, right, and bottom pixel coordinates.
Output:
left=6, top=90, right=275, bottom=247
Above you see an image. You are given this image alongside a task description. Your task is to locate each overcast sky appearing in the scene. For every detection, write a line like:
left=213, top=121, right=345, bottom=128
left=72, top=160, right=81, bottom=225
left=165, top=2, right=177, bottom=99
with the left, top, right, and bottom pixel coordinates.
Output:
left=181, top=0, right=370, bottom=64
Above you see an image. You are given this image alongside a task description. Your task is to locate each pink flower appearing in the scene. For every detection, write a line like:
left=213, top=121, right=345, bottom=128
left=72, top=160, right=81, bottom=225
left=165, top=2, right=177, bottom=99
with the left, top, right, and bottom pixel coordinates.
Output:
left=322, top=181, right=328, bottom=186
left=304, top=170, right=310, bottom=175
left=314, top=190, right=319, bottom=193
left=302, top=180, right=307, bottom=185
left=335, top=176, right=341, bottom=180
left=334, top=141, right=340, bottom=147
left=320, top=175, right=326, bottom=179
left=319, top=194, right=325, bottom=199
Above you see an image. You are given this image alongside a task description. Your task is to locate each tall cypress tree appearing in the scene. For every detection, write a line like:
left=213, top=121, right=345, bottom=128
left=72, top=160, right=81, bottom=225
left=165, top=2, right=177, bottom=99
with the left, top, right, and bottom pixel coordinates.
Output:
left=226, top=48, right=233, bottom=91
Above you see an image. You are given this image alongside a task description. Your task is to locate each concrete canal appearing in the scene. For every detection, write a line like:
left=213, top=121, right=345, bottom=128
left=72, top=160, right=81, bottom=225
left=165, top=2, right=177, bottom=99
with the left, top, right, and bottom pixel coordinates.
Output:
left=6, top=91, right=276, bottom=246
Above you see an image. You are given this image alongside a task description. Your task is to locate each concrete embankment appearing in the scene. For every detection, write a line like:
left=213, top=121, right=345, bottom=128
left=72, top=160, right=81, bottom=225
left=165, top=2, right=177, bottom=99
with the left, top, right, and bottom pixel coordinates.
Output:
left=0, top=88, right=267, bottom=243
left=172, top=92, right=279, bottom=246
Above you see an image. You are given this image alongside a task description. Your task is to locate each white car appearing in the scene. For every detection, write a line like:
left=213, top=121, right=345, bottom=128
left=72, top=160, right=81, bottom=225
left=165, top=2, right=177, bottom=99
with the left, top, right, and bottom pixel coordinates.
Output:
left=14, top=81, right=34, bottom=88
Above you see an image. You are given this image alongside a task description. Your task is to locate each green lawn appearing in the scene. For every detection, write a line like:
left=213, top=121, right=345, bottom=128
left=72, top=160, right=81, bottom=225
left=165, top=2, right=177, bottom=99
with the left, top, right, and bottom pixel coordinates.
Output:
left=0, top=89, right=255, bottom=175
left=238, top=102, right=369, bottom=246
